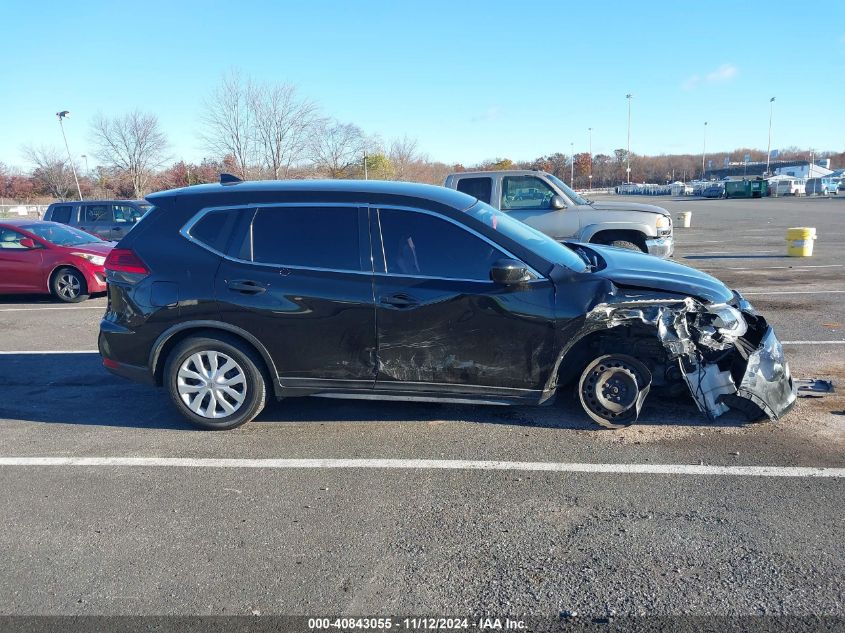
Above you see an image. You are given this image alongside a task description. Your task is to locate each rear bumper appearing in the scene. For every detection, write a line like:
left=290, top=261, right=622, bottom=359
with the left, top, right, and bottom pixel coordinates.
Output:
left=645, top=235, right=674, bottom=258
left=98, top=324, right=155, bottom=386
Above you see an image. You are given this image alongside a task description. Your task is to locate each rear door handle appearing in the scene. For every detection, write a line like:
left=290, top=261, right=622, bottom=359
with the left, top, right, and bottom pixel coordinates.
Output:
left=227, top=279, right=267, bottom=295
left=380, top=293, right=419, bottom=308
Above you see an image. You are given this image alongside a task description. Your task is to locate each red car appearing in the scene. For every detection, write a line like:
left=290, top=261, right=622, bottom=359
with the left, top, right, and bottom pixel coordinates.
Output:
left=0, top=219, right=114, bottom=302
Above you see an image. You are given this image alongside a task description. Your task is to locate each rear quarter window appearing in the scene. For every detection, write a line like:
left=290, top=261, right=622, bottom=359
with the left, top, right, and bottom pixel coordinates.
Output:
left=456, top=177, right=493, bottom=204
left=188, top=209, right=242, bottom=253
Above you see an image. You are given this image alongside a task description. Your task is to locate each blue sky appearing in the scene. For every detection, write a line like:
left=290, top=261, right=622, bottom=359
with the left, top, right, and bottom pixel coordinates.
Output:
left=3, top=0, right=844, bottom=169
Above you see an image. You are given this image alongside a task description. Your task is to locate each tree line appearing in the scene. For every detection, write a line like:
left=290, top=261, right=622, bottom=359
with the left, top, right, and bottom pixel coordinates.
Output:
left=1, top=71, right=842, bottom=203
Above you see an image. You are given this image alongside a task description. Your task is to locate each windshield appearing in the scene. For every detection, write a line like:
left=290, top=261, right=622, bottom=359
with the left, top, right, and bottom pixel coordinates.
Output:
left=21, top=223, right=105, bottom=247
left=546, top=174, right=591, bottom=205
left=464, top=202, right=587, bottom=273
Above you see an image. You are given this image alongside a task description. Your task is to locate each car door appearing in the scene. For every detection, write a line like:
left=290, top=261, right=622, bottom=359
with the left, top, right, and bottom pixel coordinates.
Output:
left=499, top=175, right=580, bottom=240
left=0, top=228, right=45, bottom=292
left=79, top=203, right=115, bottom=240
left=210, top=203, right=378, bottom=391
left=372, top=206, right=558, bottom=394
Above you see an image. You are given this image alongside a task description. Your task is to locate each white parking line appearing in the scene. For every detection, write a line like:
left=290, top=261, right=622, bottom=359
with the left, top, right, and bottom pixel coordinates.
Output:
left=781, top=340, right=845, bottom=345
left=743, top=290, right=845, bottom=295
left=0, top=306, right=104, bottom=313
left=704, top=264, right=844, bottom=271
left=0, top=457, right=841, bottom=478
left=0, top=350, right=99, bottom=354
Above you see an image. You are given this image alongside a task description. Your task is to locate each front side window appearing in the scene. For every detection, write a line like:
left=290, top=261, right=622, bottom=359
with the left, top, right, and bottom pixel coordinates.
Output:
left=501, top=176, right=556, bottom=211
left=113, top=204, right=141, bottom=224
left=84, top=204, right=112, bottom=223
left=456, top=177, right=493, bottom=204
left=379, top=209, right=505, bottom=281
left=250, top=206, right=360, bottom=271
left=50, top=205, right=73, bottom=224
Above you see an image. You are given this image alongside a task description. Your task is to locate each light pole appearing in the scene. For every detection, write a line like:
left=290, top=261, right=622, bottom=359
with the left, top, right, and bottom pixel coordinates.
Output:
left=56, top=111, right=83, bottom=201
left=765, top=97, right=775, bottom=176
left=625, top=94, right=633, bottom=183
left=702, top=121, right=708, bottom=180
left=81, top=154, right=89, bottom=175
left=363, top=152, right=368, bottom=180
left=570, top=142, right=575, bottom=188
left=587, top=127, right=593, bottom=190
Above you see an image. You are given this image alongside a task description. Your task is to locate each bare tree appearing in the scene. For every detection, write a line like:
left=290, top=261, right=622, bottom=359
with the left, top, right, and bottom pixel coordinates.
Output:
left=200, top=72, right=254, bottom=180
left=22, top=145, right=77, bottom=200
left=250, top=82, right=320, bottom=179
left=309, top=121, right=368, bottom=178
left=90, top=111, right=169, bottom=198
left=388, top=135, right=424, bottom=181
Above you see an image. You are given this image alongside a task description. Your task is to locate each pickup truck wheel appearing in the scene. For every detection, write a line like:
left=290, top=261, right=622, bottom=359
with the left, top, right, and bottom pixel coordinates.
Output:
left=607, top=239, right=644, bottom=252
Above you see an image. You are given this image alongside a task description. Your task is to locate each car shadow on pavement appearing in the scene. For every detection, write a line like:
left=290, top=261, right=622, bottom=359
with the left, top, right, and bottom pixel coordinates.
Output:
left=0, top=353, right=748, bottom=431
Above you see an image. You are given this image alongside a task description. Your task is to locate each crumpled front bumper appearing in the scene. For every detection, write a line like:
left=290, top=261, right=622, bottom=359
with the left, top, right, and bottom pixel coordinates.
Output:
left=645, top=235, right=674, bottom=258
left=725, top=325, right=797, bottom=420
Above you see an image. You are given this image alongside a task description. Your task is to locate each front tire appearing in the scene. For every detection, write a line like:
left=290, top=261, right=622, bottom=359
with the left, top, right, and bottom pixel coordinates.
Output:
left=607, top=239, right=644, bottom=252
left=164, top=335, right=267, bottom=430
left=51, top=267, right=89, bottom=303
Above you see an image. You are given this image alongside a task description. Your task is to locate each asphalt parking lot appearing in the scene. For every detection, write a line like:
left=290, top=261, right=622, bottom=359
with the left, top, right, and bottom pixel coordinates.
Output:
left=0, top=195, right=843, bottom=620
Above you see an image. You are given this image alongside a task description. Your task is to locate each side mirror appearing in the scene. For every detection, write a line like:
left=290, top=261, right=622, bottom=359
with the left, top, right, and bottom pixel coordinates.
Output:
left=550, top=195, right=566, bottom=210
left=19, top=238, right=38, bottom=249
left=490, top=259, right=532, bottom=285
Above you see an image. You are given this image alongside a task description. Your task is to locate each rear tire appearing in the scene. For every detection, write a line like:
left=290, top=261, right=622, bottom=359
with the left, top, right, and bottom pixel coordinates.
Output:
left=51, top=267, right=89, bottom=303
left=164, top=335, right=267, bottom=430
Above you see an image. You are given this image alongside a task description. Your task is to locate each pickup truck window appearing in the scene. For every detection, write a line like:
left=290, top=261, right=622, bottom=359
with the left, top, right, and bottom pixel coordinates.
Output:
left=456, top=177, right=492, bottom=204
left=501, top=176, right=556, bottom=211
left=464, top=202, right=587, bottom=273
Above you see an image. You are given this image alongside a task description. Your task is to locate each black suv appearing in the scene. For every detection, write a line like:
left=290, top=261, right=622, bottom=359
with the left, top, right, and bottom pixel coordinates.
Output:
left=99, top=179, right=795, bottom=430
left=44, top=200, right=151, bottom=241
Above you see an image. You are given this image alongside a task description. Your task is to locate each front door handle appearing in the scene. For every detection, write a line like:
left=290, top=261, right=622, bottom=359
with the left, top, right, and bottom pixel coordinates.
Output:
left=227, top=279, right=267, bottom=295
left=380, top=293, right=419, bottom=308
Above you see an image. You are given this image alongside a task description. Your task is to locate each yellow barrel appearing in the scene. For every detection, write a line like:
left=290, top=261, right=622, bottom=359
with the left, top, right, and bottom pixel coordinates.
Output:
left=786, top=227, right=816, bottom=257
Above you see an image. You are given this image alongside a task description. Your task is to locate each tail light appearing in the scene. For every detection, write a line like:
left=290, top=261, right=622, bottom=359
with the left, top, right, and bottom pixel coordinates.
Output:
left=105, top=249, right=150, bottom=275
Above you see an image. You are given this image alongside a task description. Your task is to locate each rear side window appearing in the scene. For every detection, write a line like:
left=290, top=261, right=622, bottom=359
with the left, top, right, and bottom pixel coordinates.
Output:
left=189, top=209, right=242, bottom=253
left=84, top=204, right=112, bottom=223
left=50, top=205, right=73, bottom=224
left=456, top=177, right=492, bottom=204
left=250, top=206, right=360, bottom=271
left=378, top=208, right=504, bottom=281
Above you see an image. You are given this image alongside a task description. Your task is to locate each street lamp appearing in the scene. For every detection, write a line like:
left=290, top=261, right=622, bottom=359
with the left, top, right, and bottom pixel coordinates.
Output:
left=587, top=127, right=593, bottom=190
left=625, top=94, right=633, bottom=184
left=81, top=154, right=89, bottom=175
left=570, top=142, right=575, bottom=188
left=702, top=121, right=708, bottom=180
left=56, top=111, right=83, bottom=201
left=765, top=97, right=775, bottom=176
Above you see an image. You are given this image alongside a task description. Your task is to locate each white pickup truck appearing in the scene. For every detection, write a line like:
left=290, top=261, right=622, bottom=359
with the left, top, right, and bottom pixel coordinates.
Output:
left=443, top=170, right=674, bottom=258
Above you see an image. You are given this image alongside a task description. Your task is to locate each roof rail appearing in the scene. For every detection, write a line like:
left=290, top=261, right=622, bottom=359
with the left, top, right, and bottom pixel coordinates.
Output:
left=220, top=173, right=243, bottom=185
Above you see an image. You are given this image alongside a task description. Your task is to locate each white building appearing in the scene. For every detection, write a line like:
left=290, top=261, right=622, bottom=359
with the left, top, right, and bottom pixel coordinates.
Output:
left=775, top=162, right=833, bottom=179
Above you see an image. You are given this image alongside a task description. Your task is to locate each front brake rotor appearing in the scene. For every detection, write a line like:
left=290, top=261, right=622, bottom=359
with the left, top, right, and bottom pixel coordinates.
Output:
left=578, top=354, right=653, bottom=429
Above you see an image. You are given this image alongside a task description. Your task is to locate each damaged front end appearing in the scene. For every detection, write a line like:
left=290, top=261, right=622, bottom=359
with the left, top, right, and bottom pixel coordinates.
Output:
left=583, top=292, right=797, bottom=425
